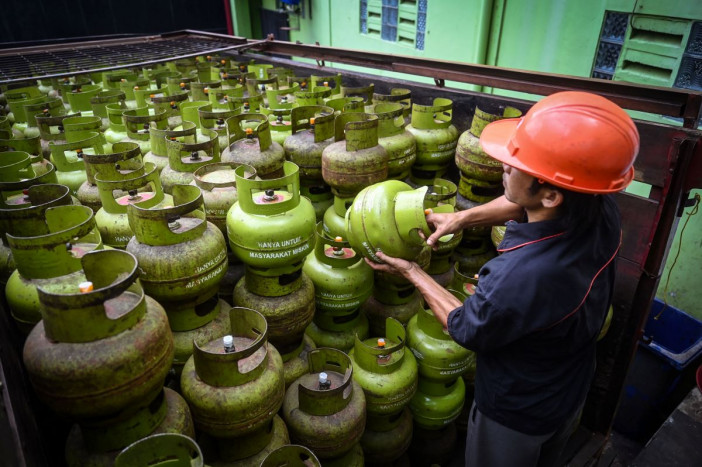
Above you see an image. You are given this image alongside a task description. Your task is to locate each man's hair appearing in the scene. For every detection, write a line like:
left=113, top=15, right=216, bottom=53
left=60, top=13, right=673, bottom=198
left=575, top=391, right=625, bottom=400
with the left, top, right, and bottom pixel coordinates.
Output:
left=529, top=179, right=603, bottom=236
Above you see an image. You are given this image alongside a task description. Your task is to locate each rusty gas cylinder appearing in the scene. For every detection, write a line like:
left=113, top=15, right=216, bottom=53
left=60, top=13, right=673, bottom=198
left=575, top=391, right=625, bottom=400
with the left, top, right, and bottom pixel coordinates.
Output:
left=5, top=205, right=105, bottom=333
left=22, top=249, right=174, bottom=421
left=283, top=106, right=336, bottom=182
left=77, top=141, right=143, bottom=212
left=0, top=182, right=69, bottom=289
left=180, top=307, right=285, bottom=439
left=221, top=113, right=286, bottom=179
left=160, top=127, right=220, bottom=194
left=94, top=162, right=173, bottom=249
left=282, top=348, right=366, bottom=460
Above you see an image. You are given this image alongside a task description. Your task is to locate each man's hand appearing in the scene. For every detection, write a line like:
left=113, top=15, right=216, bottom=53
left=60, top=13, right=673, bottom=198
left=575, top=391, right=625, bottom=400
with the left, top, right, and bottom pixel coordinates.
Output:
left=423, top=212, right=462, bottom=250
left=364, top=250, right=417, bottom=279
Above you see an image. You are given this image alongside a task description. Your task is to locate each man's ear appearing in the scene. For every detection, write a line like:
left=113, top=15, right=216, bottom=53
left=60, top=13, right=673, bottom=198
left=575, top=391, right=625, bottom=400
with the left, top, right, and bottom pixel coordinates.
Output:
left=541, top=187, right=564, bottom=209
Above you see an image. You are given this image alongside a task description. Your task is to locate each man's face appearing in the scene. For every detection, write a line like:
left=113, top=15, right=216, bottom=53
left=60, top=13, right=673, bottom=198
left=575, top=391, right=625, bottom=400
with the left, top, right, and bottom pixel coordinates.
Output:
left=502, top=164, right=541, bottom=209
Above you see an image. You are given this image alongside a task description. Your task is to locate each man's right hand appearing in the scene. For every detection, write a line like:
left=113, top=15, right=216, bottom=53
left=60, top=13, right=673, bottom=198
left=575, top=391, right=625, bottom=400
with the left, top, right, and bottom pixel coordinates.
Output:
left=424, top=212, right=462, bottom=250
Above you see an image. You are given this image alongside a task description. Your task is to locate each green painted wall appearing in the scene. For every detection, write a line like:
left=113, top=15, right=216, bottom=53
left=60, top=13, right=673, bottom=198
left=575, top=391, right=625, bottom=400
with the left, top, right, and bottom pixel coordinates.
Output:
left=231, top=0, right=702, bottom=321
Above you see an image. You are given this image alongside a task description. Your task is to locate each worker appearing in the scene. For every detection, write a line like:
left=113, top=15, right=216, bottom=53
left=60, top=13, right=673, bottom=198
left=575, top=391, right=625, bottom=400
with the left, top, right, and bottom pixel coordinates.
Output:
left=366, top=91, right=639, bottom=467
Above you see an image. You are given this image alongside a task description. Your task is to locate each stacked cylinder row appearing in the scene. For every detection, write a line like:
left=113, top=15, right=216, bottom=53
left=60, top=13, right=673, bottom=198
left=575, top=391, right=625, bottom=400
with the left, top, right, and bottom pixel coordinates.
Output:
left=0, top=56, right=523, bottom=466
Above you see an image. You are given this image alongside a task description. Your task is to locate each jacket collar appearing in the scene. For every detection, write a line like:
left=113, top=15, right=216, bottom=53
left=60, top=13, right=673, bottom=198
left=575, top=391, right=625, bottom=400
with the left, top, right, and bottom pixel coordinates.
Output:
left=497, top=217, right=567, bottom=253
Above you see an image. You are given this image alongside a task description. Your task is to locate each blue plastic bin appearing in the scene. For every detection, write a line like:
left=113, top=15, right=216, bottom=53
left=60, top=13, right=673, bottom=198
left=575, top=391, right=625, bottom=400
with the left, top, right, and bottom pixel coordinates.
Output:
left=613, top=299, right=702, bottom=441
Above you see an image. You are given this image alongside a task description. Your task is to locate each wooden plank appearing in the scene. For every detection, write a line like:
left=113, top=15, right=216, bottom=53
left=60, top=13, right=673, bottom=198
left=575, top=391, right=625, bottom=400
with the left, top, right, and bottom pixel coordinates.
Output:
left=614, top=192, right=660, bottom=266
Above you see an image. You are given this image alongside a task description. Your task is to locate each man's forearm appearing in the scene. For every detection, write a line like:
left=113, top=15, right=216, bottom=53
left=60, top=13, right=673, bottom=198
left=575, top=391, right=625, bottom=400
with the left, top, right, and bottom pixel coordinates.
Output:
left=404, top=264, right=462, bottom=328
left=456, top=195, right=523, bottom=228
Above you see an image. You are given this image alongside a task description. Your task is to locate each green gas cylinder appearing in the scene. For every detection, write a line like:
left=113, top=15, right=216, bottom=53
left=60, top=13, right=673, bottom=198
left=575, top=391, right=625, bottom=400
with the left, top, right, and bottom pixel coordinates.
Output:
left=197, top=415, right=289, bottom=465
left=132, top=86, right=165, bottom=109
left=119, top=79, right=150, bottom=109
left=0, top=181, right=67, bottom=288
left=127, top=184, right=229, bottom=376
left=102, top=70, right=138, bottom=90
left=491, top=224, right=506, bottom=248
left=280, top=333, right=316, bottom=389
left=233, top=272, right=315, bottom=354
left=282, top=348, right=366, bottom=460
left=5, top=86, right=45, bottom=137
left=455, top=105, right=522, bottom=203
left=90, top=90, right=126, bottom=131
left=191, top=81, right=221, bottom=102
left=267, top=67, right=294, bottom=86
left=302, top=224, right=373, bottom=351
left=346, top=180, right=454, bottom=262
left=448, top=262, right=479, bottom=303
left=455, top=247, right=497, bottom=279
left=284, top=105, right=336, bottom=182
left=144, top=121, right=197, bottom=173
left=221, top=113, right=286, bottom=179
left=125, top=184, right=227, bottom=323
left=324, top=96, right=364, bottom=115
left=228, top=94, right=264, bottom=114
left=160, top=128, right=220, bottom=194
left=303, top=223, right=373, bottom=314
left=261, top=444, right=321, bottom=467
left=305, top=310, right=369, bottom=353
left=407, top=307, right=474, bottom=382
left=264, top=110, right=293, bottom=146
left=369, top=102, right=417, bottom=180
left=22, top=249, right=174, bottom=420
left=409, top=377, right=466, bottom=430
left=104, top=102, right=129, bottom=144
left=180, top=307, right=285, bottom=438
left=35, top=111, right=79, bottom=156
left=191, top=162, right=255, bottom=236
left=166, top=76, right=195, bottom=95
left=294, top=86, right=332, bottom=107
left=341, top=84, right=374, bottom=106
left=301, top=182, right=333, bottom=223
left=115, top=433, right=203, bottom=467
left=150, top=92, right=188, bottom=129
left=372, top=88, right=412, bottom=124
left=64, top=388, right=194, bottom=466
left=77, top=141, right=143, bottom=212
left=23, top=96, right=67, bottom=146
left=310, top=74, right=342, bottom=95
left=361, top=290, right=425, bottom=340
left=94, top=163, right=173, bottom=249
left=360, top=408, right=413, bottom=465
left=198, top=105, right=238, bottom=152
left=425, top=179, right=463, bottom=286
left=49, top=129, right=107, bottom=196
left=266, top=84, right=299, bottom=110
left=349, top=318, right=418, bottom=415
left=66, top=84, right=101, bottom=115
left=226, top=161, right=316, bottom=275
left=406, top=98, right=459, bottom=186
left=0, top=137, right=52, bottom=175
left=121, top=108, right=169, bottom=155
left=321, top=112, right=388, bottom=239
left=5, top=205, right=105, bottom=333
left=0, top=149, right=53, bottom=186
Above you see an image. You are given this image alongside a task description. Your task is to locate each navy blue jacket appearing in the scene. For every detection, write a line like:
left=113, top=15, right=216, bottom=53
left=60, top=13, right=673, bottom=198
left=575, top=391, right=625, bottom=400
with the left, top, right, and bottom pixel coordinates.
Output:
left=447, top=195, right=621, bottom=435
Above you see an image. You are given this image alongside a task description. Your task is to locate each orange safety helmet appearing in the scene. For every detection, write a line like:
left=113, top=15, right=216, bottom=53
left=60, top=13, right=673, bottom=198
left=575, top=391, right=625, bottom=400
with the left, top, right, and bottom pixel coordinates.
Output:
left=479, top=91, right=639, bottom=194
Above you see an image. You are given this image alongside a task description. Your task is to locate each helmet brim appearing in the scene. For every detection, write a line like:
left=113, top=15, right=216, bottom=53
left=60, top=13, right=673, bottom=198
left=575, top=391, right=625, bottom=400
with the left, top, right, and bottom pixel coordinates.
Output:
left=479, top=117, right=636, bottom=194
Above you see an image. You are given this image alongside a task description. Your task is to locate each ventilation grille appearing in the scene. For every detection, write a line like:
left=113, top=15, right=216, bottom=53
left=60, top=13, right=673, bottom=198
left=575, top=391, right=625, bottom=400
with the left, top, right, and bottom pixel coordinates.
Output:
left=674, top=21, right=702, bottom=92
left=360, top=0, right=427, bottom=50
left=592, top=11, right=629, bottom=80
left=0, top=36, right=239, bottom=84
